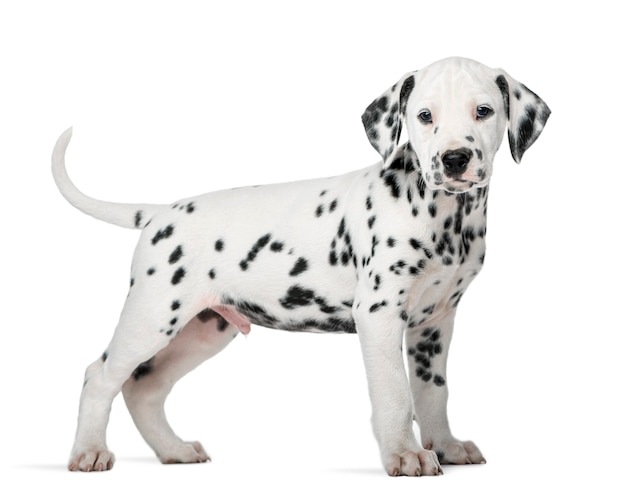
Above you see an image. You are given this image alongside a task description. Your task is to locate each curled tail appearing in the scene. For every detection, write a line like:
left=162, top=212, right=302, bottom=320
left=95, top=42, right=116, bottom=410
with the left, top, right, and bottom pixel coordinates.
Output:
left=51, top=128, right=167, bottom=229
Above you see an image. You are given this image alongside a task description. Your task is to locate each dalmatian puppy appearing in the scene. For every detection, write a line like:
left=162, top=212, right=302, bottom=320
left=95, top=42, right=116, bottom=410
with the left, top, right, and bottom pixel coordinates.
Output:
left=52, top=57, right=549, bottom=476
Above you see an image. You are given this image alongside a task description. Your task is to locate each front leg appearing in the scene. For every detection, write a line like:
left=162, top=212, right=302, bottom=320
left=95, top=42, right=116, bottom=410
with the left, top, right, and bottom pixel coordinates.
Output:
left=354, top=293, right=442, bottom=476
left=406, top=309, right=486, bottom=464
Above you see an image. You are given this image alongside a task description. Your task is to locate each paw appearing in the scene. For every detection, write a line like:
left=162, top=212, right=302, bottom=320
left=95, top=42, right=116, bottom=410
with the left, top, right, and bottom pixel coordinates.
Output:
left=384, top=449, right=443, bottom=477
left=68, top=449, right=115, bottom=472
left=158, top=441, right=211, bottom=464
left=425, top=439, right=485, bottom=465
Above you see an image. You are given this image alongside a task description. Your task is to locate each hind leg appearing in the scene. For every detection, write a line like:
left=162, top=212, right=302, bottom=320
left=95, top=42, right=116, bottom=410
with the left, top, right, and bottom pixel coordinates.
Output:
left=68, top=308, right=175, bottom=471
left=122, top=311, right=238, bottom=464
left=67, top=277, right=221, bottom=472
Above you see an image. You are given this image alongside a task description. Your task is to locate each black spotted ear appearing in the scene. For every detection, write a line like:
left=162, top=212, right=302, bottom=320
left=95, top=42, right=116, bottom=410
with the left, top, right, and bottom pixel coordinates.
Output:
left=361, top=71, right=417, bottom=167
left=495, top=72, right=551, bottom=163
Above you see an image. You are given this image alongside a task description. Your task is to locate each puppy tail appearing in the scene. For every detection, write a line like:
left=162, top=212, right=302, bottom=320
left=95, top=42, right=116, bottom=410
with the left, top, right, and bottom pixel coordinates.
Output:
left=51, top=127, right=166, bottom=229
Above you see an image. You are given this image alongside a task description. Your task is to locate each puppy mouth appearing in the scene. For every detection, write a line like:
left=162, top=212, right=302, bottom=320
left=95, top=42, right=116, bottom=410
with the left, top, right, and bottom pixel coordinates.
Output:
left=444, top=180, right=475, bottom=193
left=439, top=177, right=489, bottom=194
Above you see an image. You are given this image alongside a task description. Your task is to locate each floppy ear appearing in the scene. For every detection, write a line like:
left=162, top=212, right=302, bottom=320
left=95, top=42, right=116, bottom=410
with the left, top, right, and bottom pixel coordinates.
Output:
left=361, top=71, right=417, bottom=167
left=495, top=72, right=551, bottom=163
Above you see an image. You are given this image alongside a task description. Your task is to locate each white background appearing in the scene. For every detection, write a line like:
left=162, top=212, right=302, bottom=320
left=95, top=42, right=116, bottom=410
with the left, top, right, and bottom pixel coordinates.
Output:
left=1, top=1, right=624, bottom=490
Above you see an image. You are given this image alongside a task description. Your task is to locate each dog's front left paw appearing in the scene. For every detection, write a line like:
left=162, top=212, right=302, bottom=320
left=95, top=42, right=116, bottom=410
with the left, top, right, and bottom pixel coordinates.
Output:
left=425, top=439, right=486, bottom=465
left=68, top=449, right=115, bottom=472
left=158, top=441, right=210, bottom=464
left=384, top=449, right=443, bottom=476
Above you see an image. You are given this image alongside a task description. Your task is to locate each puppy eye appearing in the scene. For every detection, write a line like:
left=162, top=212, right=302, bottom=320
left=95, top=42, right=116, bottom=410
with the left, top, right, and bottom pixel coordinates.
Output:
left=476, top=105, right=493, bottom=120
left=417, top=110, right=433, bottom=124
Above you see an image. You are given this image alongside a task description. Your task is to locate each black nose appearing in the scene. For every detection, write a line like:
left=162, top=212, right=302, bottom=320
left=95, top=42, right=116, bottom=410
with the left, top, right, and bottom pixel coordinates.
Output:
left=442, top=148, right=473, bottom=177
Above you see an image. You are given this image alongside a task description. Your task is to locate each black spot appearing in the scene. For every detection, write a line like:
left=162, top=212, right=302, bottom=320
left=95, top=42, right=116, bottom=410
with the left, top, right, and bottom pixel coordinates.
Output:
left=314, top=296, right=341, bottom=315
left=465, top=135, right=475, bottom=143
left=168, top=245, right=183, bottom=264
left=315, top=205, right=324, bottom=217
left=399, top=75, right=415, bottom=114
left=130, top=278, right=135, bottom=287
left=337, top=218, right=346, bottom=238
left=208, top=268, right=216, bottom=279
left=224, top=298, right=278, bottom=327
left=329, top=250, right=338, bottom=266
left=390, top=259, right=406, bottom=275
left=147, top=268, right=156, bottom=275
left=132, top=357, right=155, bottom=380
left=362, top=95, right=389, bottom=136
left=186, top=202, right=195, bottom=214
left=151, top=224, right=174, bottom=245
left=171, top=267, right=186, bottom=285
left=450, top=290, right=464, bottom=308
left=369, top=300, right=388, bottom=313
left=366, top=196, right=373, bottom=210
left=278, top=316, right=355, bottom=334
left=101, top=352, right=108, bottom=362
left=409, top=238, right=423, bottom=250
left=406, top=186, right=414, bottom=204
left=171, top=300, right=181, bottom=311
left=165, top=329, right=174, bottom=336
left=409, top=262, right=424, bottom=276
left=197, top=308, right=215, bottom=322
left=417, top=367, right=432, bottom=382
left=417, top=339, right=439, bottom=356
left=514, top=105, right=537, bottom=159
left=170, top=317, right=177, bottom=326
left=433, top=375, right=446, bottom=386
left=368, top=216, right=376, bottom=229
left=195, top=308, right=230, bottom=332
left=428, top=202, right=437, bottom=218
left=280, top=285, right=316, bottom=309
left=387, top=237, right=396, bottom=247
left=382, top=170, right=401, bottom=199
left=215, top=239, right=224, bottom=252
left=388, top=156, right=404, bottom=171
left=410, top=352, right=430, bottom=369
left=270, top=241, right=284, bottom=252
left=422, top=304, right=436, bottom=315
left=216, top=316, right=229, bottom=332
left=329, top=199, right=338, bottom=212
left=134, top=210, right=143, bottom=228
left=371, top=235, right=380, bottom=258
left=240, top=233, right=272, bottom=270
left=373, top=274, right=382, bottom=291
left=495, top=75, right=510, bottom=120
left=289, top=257, right=309, bottom=276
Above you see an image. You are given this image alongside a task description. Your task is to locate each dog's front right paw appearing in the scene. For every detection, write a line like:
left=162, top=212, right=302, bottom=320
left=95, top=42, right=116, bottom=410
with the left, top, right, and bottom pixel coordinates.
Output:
left=384, top=449, right=443, bottom=476
left=68, top=449, right=115, bottom=472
